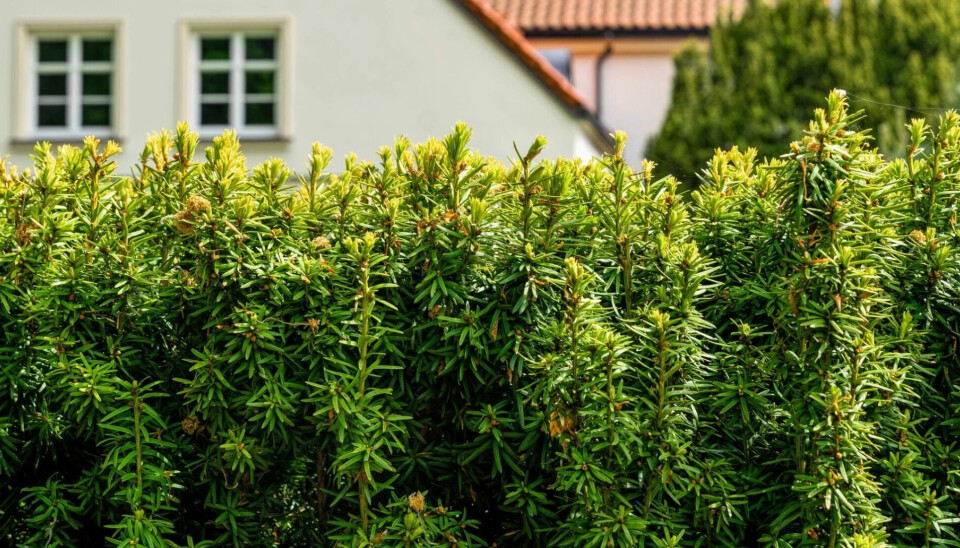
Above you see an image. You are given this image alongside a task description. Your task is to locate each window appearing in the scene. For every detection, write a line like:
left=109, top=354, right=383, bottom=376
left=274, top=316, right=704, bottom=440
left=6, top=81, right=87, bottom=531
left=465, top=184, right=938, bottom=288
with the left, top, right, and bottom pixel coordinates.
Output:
left=540, top=49, right=572, bottom=81
left=28, top=34, right=114, bottom=138
left=193, top=32, right=279, bottom=138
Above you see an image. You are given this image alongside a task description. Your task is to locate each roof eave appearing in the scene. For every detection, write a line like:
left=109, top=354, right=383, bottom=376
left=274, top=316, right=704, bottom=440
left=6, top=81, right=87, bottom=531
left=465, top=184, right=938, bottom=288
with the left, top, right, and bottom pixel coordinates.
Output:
left=455, top=0, right=585, bottom=108
left=521, top=27, right=712, bottom=39
left=577, top=107, right=614, bottom=155
left=455, top=0, right=611, bottom=154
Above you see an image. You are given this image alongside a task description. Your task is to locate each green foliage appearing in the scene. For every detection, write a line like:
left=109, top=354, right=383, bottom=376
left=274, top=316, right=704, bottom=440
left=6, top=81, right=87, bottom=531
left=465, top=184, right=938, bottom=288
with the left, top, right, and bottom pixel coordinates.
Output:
left=649, top=0, right=960, bottom=181
left=2, top=92, right=960, bottom=547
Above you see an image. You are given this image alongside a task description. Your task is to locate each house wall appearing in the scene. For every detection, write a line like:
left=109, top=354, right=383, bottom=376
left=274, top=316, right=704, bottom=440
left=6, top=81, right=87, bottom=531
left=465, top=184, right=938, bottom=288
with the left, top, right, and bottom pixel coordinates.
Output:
left=570, top=54, right=599, bottom=111
left=532, top=36, right=705, bottom=165
left=1, top=0, right=594, bottom=171
left=598, top=53, right=676, bottom=163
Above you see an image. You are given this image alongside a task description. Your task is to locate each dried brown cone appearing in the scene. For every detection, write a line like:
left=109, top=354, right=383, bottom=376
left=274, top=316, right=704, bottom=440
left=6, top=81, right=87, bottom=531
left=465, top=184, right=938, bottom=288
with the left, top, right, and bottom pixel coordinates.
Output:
left=311, top=236, right=331, bottom=249
left=14, top=222, right=37, bottom=245
left=408, top=491, right=425, bottom=513
left=172, top=211, right=195, bottom=235
left=186, top=194, right=211, bottom=215
left=181, top=415, right=201, bottom=436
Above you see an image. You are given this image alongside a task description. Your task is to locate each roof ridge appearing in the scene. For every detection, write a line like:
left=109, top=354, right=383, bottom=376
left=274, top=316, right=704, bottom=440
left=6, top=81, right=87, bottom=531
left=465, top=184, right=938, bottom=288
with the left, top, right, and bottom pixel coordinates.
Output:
left=480, top=0, right=747, bottom=34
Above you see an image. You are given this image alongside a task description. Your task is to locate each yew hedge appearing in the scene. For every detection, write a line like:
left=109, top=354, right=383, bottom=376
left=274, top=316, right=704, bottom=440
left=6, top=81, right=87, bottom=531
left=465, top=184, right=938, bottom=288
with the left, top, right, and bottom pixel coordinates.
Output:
left=1, top=91, right=960, bottom=547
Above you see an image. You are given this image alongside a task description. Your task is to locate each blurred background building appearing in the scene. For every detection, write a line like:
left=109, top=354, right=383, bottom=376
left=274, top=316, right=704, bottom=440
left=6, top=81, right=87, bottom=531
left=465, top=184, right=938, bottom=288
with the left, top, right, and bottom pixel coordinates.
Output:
left=0, top=0, right=614, bottom=169
left=7, top=0, right=909, bottom=176
left=482, top=0, right=746, bottom=165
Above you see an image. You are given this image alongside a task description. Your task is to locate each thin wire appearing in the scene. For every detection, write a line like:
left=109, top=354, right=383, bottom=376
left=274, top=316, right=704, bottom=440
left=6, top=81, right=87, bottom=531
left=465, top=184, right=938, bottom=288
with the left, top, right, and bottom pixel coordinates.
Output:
left=845, top=91, right=957, bottom=117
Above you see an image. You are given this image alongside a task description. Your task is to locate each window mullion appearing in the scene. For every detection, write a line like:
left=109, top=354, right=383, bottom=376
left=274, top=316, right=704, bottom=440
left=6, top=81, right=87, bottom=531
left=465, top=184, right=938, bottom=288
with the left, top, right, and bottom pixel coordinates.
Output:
left=68, top=34, right=82, bottom=133
left=28, top=37, right=38, bottom=133
left=192, top=35, right=201, bottom=128
left=231, top=33, right=244, bottom=130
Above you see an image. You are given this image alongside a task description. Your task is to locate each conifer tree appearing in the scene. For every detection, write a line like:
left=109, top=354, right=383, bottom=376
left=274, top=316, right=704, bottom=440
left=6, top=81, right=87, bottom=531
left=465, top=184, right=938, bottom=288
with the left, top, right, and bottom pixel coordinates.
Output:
left=649, top=0, right=960, bottom=181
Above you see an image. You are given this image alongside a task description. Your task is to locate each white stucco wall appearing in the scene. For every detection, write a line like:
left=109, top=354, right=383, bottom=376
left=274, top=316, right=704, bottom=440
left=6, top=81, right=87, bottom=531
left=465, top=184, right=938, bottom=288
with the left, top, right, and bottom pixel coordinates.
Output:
left=596, top=54, right=676, bottom=165
left=0, top=0, right=594, bottom=171
left=569, top=54, right=599, bottom=112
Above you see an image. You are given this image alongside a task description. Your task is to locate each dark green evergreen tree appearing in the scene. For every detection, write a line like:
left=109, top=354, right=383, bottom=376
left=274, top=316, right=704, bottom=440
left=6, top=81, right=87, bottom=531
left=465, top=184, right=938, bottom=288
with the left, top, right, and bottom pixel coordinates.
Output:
left=649, top=0, right=960, bottom=181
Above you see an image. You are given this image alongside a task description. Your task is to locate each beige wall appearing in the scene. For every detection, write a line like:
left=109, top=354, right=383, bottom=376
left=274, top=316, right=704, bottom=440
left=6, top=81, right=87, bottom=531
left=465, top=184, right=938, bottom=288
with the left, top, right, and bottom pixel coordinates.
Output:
left=597, top=53, right=676, bottom=163
left=570, top=54, right=599, bottom=111
left=1, top=0, right=595, bottom=171
left=533, top=37, right=703, bottom=165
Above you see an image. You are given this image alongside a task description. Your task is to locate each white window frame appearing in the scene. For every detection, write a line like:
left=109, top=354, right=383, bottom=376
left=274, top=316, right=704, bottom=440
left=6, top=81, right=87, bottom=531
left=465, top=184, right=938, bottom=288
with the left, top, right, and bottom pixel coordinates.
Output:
left=183, top=22, right=291, bottom=141
left=15, top=22, right=123, bottom=142
left=179, top=18, right=292, bottom=141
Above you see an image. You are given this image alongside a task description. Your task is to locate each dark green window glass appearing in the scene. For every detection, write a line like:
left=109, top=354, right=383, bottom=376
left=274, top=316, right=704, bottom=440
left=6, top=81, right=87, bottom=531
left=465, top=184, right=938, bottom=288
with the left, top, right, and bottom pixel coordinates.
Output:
left=38, top=73, right=67, bottom=96
left=201, top=72, right=230, bottom=94
left=244, top=71, right=275, bottom=94
left=201, top=38, right=230, bottom=61
left=38, top=40, right=68, bottom=63
left=82, top=73, right=111, bottom=96
left=38, top=104, right=67, bottom=127
left=245, top=37, right=275, bottom=60
left=201, top=102, right=229, bottom=125
left=245, top=102, right=274, bottom=125
left=82, top=104, right=110, bottom=126
left=82, top=39, right=112, bottom=62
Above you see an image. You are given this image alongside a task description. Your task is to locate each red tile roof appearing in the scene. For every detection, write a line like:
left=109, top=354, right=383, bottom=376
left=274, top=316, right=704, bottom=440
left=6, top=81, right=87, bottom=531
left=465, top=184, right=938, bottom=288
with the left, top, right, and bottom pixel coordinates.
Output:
left=483, top=0, right=748, bottom=34
left=459, top=0, right=589, bottom=110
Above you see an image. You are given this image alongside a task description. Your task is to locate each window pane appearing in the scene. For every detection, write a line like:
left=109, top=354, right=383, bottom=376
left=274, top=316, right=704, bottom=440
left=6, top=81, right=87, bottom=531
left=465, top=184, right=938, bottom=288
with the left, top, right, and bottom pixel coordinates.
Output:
left=38, top=40, right=68, bottom=63
left=82, top=103, right=111, bottom=126
left=201, top=38, right=230, bottom=61
left=38, top=73, right=67, bottom=96
left=245, top=37, right=275, bottom=60
left=245, top=102, right=274, bottom=125
left=38, top=104, right=67, bottom=127
left=201, top=71, right=230, bottom=94
left=82, top=73, right=111, bottom=96
left=244, top=70, right=274, bottom=94
left=539, top=49, right=571, bottom=81
left=82, top=39, right=112, bottom=62
left=201, top=102, right=229, bottom=125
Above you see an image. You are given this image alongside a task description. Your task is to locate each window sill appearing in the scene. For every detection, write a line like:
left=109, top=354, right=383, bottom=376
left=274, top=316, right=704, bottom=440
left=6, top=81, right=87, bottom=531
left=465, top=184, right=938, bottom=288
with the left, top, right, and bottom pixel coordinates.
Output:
left=197, top=134, right=291, bottom=144
left=9, top=135, right=124, bottom=147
